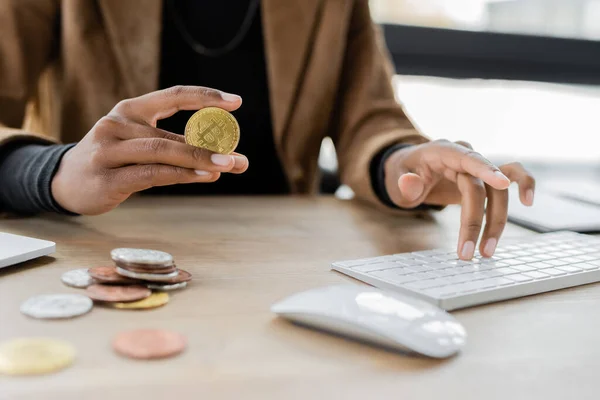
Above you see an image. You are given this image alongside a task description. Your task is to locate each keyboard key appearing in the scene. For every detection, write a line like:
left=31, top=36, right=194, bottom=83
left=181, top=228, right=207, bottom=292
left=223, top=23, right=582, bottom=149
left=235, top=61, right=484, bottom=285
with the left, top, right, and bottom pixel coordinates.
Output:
left=428, top=269, right=455, bottom=278
left=404, top=264, right=433, bottom=273
left=574, top=255, right=598, bottom=261
left=480, top=275, right=513, bottom=286
left=479, top=269, right=503, bottom=278
left=370, top=270, right=419, bottom=284
left=547, top=252, right=568, bottom=258
left=543, top=259, right=571, bottom=267
left=470, top=272, right=494, bottom=280
left=421, top=263, right=449, bottom=270
left=411, top=272, right=438, bottom=280
left=512, top=264, right=536, bottom=272
left=573, top=263, right=600, bottom=271
left=522, top=271, right=550, bottom=279
left=496, top=267, right=520, bottom=275
left=566, top=256, right=589, bottom=263
left=529, top=262, right=552, bottom=269
left=505, top=274, right=533, bottom=283
left=516, top=256, right=544, bottom=263
left=445, top=275, right=471, bottom=284
left=555, top=265, right=583, bottom=273
left=474, top=277, right=513, bottom=288
left=452, top=282, right=480, bottom=293
left=504, top=245, right=521, bottom=251
left=465, top=279, right=495, bottom=290
left=539, top=268, right=567, bottom=276
left=478, top=256, right=501, bottom=263
left=501, top=259, right=526, bottom=266
left=405, top=279, right=448, bottom=291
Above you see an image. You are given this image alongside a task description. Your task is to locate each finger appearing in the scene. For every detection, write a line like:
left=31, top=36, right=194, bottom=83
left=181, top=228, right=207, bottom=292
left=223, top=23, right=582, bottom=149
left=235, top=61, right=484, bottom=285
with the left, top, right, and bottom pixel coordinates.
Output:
left=500, top=162, right=536, bottom=206
left=111, top=165, right=221, bottom=194
left=110, top=86, right=242, bottom=126
left=109, top=138, right=249, bottom=174
left=479, top=185, right=509, bottom=257
left=394, top=173, right=426, bottom=207
left=99, top=116, right=187, bottom=142
left=456, top=173, right=486, bottom=260
left=426, top=142, right=510, bottom=190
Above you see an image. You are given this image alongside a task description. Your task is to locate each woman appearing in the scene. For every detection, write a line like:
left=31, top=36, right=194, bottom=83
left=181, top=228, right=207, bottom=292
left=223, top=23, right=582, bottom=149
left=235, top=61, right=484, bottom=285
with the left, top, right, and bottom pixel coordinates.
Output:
left=0, top=0, right=534, bottom=260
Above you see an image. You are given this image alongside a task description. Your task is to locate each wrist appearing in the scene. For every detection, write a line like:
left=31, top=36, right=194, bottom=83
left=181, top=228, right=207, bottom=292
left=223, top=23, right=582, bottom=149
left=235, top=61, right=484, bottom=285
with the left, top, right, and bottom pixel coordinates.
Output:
left=50, top=146, right=80, bottom=215
left=370, top=143, right=415, bottom=209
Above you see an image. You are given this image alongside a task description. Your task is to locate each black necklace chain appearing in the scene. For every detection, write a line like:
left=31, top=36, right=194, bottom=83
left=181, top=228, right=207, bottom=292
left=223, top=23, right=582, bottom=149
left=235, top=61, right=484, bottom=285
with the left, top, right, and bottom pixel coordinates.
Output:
left=167, top=0, right=261, bottom=57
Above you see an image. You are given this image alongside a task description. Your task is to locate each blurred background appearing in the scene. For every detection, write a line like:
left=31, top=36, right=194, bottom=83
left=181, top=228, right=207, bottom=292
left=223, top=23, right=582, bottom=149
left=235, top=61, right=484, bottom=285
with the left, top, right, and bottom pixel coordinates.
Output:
left=323, top=0, right=600, bottom=194
left=371, top=0, right=600, bottom=39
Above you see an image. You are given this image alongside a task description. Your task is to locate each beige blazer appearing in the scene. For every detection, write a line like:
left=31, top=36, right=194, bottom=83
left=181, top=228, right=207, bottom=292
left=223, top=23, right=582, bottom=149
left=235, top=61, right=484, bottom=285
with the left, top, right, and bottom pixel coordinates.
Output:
left=0, top=0, right=426, bottom=210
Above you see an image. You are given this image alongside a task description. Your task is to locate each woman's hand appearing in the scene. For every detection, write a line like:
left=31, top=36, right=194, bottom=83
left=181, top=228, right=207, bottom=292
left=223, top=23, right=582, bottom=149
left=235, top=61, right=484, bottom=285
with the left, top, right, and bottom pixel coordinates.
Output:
left=51, top=86, right=249, bottom=215
left=384, top=140, right=535, bottom=260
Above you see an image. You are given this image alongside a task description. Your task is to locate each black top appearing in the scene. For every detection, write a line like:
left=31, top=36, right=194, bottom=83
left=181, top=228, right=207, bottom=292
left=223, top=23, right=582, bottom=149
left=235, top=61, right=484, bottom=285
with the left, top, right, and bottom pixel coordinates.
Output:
left=0, top=0, right=405, bottom=215
left=151, top=0, right=288, bottom=195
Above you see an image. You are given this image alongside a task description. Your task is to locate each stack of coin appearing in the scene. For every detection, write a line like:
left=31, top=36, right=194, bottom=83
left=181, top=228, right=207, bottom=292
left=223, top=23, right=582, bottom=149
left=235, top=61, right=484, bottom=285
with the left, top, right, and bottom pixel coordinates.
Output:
left=110, top=248, right=191, bottom=291
left=58, top=248, right=192, bottom=310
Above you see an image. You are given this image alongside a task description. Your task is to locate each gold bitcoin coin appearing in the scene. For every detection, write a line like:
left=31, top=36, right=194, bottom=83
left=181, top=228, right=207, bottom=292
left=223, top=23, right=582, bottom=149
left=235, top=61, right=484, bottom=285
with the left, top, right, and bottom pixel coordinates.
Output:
left=0, top=338, right=75, bottom=376
left=112, top=292, right=169, bottom=310
left=184, top=107, right=240, bottom=154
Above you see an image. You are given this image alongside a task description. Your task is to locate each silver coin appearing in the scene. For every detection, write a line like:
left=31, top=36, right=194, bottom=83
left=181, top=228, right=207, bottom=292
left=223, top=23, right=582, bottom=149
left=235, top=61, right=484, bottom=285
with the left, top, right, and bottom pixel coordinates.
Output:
left=110, top=248, right=173, bottom=266
left=20, top=294, right=93, bottom=319
left=146, top=282, right=188, bottom=291
left=61, top=268, right=96, bottom=288
left=115, top=266, right=179, bottom=282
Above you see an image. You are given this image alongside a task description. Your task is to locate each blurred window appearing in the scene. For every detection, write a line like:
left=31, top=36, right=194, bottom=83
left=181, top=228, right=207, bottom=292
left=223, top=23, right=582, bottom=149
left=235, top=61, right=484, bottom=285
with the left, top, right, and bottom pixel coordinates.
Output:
left=370, top=0, right=600, bottom=41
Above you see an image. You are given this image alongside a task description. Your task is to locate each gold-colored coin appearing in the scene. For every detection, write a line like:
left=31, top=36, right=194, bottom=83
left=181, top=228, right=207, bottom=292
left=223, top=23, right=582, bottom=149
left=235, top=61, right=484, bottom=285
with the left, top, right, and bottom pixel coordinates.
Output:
left=0, top=338, right=75, bottom=376
left=184, top=107, right=240, bottom=154
left=112, top=292, right=169, bottom=310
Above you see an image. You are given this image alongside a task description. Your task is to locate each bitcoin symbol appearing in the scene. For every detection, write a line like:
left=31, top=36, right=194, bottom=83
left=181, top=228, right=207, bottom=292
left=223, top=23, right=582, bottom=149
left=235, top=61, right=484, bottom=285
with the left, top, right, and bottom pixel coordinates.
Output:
left=199, top=120, right=219, bottom=143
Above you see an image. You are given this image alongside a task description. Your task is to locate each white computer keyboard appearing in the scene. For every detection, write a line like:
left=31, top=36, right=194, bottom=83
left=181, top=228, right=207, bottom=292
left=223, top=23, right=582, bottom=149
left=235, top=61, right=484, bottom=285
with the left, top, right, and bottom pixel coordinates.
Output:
left=331, top=232, right=600, bottom=310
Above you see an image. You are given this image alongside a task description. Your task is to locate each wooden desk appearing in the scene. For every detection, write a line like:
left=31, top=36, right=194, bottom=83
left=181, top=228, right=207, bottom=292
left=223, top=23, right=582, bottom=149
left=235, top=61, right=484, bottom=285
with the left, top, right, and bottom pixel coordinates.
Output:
left=1, top=197, right=598, bottom=400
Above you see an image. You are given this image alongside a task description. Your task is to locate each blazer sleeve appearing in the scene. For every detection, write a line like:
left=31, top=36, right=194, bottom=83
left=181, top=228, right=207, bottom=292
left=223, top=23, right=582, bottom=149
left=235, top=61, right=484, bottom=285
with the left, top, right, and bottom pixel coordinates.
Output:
left=0, top=0, right=59, bottom=147
left=330, top=0, right=429, bottom=211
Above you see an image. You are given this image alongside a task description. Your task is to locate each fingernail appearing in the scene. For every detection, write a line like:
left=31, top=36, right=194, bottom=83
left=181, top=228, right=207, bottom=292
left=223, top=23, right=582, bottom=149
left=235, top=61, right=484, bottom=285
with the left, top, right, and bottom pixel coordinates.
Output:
left=233, top=155, right=248, bottom=169
left=494, top=171, right=510, bottom=184
left=483, top=238, right=497, bottom=257
left=194, top=170, right=210, bottom=176
left=461, top=241, right=475, bottom=259
left=220, top=92, right=242, bottom=102
left=211, top=154, right=233, bottom=166
left=525, top=189, right=534, bottom=206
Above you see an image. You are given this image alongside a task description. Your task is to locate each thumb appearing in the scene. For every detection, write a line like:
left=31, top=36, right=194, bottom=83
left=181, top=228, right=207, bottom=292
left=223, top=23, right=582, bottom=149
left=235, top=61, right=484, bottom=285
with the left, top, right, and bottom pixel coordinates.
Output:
left=397, top=173, right=426, bottom=204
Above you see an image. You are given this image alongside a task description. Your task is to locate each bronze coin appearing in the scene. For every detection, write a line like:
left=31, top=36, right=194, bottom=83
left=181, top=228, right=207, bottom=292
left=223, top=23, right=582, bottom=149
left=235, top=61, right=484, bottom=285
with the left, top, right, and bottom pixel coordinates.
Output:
left=115, top=261, right=177, bottom=274
left=86, top=284, right=151, bottom=303
left=88, top=266, right=141, bottom=284
left=112, top=329, right=187, bottom=360
left=150, top=269, right=192, bottom=284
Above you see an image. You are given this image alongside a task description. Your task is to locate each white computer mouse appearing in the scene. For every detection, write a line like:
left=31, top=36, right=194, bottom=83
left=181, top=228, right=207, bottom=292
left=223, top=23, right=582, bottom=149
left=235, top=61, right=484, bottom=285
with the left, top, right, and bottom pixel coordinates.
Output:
left=271, top=285, right=467, bottom=358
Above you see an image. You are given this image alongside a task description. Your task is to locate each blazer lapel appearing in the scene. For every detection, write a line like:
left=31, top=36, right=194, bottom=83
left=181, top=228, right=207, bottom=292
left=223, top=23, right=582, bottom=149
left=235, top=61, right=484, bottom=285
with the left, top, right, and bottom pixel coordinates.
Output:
left=98, top=0, right=162, bottom=98
left=262, top=0, right=324, bottom=144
